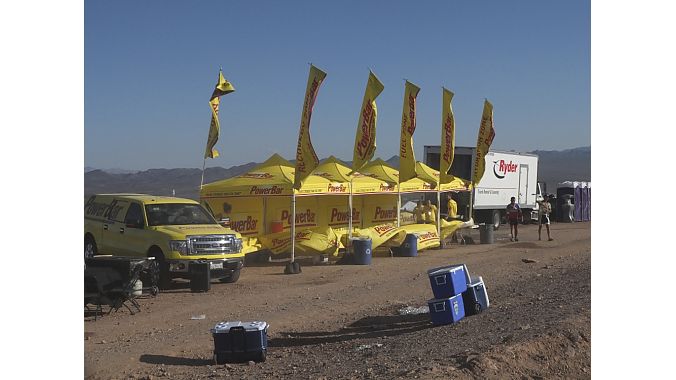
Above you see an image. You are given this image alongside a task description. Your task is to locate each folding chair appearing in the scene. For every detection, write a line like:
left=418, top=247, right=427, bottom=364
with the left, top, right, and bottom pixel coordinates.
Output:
left=84, top=274, right=104, bottom=320
left=101, top=263, right=144, bottom=315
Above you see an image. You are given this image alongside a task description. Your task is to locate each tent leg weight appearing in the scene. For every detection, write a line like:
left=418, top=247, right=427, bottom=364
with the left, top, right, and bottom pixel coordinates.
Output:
left=284, top=261, right=302, bottom=274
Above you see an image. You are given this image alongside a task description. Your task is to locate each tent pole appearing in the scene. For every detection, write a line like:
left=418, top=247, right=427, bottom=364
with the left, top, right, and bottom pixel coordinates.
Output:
left=397, top=183, right=401, bottom=227
left=263, top=196, right=267, bottom=234
left=291, top=193, right=296, bottom=264
left=348, top=178, right=353, bottom=241
left=437, top=190, right=441, bottom=239
left=469, top=187, right=475, bottom=223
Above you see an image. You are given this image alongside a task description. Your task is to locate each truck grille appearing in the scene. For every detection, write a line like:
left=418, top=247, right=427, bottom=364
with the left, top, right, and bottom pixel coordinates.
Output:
left=187, top=235, right=240, bottom=255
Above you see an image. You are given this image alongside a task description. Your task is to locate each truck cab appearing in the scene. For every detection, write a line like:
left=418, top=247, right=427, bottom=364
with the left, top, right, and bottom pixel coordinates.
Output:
left=84, top=194, right=245, bottom=288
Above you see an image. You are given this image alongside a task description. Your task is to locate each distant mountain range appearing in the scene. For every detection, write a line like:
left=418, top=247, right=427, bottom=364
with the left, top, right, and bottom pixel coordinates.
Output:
left=85, top=147, right=589, bottom=200
left=531, top=147, right=591, bottom=193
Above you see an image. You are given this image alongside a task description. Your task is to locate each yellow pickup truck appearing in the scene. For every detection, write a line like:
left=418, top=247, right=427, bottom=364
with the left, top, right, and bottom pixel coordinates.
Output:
left=84, top=194, right=245, bottom=288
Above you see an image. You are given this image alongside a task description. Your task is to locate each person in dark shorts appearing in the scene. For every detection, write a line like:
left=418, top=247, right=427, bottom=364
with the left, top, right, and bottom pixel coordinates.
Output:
left=506, top=197, right=522, bottom=241
left=538, top=195, right=554, bottom=241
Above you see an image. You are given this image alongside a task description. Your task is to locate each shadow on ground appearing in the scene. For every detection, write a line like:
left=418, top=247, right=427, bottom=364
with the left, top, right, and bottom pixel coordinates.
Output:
left=139, top=354, right=212, bottom=366
left=269, top=313, right=431, bottom=348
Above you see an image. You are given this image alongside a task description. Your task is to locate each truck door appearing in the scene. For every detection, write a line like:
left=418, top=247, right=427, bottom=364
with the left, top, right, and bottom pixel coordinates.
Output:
left=518, top=164, right=529, bottom=204
left=99, top=198, right=130, bottom=255
left=113, top=202, right=148, bottom=258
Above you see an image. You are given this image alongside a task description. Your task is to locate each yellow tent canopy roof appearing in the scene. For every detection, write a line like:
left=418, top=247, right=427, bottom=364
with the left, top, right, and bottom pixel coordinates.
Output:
left=312, top=156, right=393, bottom=194
left=201, top=154, right=471, bottom=198
left=201, top=153, right=296, bottom=197
left=415, top=161, right=472, bottom=191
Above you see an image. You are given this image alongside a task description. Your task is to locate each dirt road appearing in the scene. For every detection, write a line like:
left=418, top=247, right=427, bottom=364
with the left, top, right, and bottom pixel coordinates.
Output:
left=85, top=222, right=591, bottom=379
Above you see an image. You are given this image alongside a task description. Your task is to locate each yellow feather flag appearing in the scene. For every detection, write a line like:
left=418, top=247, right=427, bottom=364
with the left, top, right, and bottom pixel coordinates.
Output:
left=398, top=80, right=421, bottom=183
left=293, top=64, right=327, bottom=189
left=205, top=70, right=236, bottom=159
left=472, top=99, right=496, bottom=185
left=439, top=88, right=455, bottom=184
left=351, top=71, right=384, bottom=174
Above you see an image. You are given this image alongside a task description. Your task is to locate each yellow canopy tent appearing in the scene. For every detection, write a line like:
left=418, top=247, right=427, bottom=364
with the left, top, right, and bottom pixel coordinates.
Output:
left=311, top=156, right=390, bottom=194
left=200, top=154, right=472, bottom=256
left=200, top=154, right=392, bottom=256
left=201, top=153, right=295, bottom=198
left=359, top=159, right=460, bottom=193
left=415, top=161, right=472, bottom=192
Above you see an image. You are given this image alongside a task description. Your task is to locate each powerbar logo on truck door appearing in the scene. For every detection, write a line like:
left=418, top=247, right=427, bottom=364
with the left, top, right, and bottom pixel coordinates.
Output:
left=492, top=160, right=517, bottom=179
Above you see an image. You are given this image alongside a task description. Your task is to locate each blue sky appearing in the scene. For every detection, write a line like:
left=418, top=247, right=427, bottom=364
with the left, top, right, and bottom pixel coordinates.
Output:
left=85, top=0, right=590, bottom=170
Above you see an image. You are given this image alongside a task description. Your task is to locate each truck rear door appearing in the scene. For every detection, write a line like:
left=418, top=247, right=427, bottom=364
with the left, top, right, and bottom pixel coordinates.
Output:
left=100, top=198, right=131, bottom=255
left=518, top=164, right=529, bottom=204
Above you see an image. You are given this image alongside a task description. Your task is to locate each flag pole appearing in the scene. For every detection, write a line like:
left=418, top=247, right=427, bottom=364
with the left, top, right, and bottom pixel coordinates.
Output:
left=200, top=157, right=207, bottom=189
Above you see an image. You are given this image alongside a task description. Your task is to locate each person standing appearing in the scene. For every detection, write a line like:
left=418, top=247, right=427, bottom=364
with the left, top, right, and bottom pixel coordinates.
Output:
left=538, top=195, right=554, bottom=241
left=413, top=200, right=425, bottom=224
left=506, top=197, right=522, bottom=241
left=424, top=200, right=437, bottom=224
left=447, top=194, right=458, bottom=220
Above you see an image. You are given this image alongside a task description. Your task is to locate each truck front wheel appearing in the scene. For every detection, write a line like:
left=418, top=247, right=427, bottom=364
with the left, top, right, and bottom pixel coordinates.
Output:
left=219, top=268, right=241, bottom=283
left=148, top=248, right=171, bottom=290
left=84, top=235, right=97, bottom=259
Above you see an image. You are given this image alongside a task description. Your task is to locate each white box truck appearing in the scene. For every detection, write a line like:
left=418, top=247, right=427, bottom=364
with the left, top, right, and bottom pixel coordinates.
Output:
left=424, top=146, right=543, bottom=229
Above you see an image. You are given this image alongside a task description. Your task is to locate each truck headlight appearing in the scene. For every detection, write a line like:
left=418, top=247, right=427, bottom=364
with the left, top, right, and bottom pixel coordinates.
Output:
left=169, top=240, right=189, bottom=254
left=235, top=238, right=243, bottom=253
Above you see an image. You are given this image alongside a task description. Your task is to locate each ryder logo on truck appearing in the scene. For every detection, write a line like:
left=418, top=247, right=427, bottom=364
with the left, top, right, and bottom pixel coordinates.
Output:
left=493, top=160, right=517, bottom=179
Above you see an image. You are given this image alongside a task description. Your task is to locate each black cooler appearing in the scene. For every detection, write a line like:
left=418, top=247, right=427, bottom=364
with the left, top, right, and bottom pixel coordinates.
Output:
left=190, top=262, right=211, bottom=293
left=211, top=321, right=268, bottom=363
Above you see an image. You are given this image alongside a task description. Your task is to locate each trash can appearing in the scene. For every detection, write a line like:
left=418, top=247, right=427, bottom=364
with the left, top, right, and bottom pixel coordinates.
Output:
left=479, top=224, right=494, bottom=244
left=393, top=234, right=418, bottom=257
left=190, top=262, right=211, bottom=292
left=351, top=237, right=372, bottom=265
left=560, top=195, right=574, bottom=223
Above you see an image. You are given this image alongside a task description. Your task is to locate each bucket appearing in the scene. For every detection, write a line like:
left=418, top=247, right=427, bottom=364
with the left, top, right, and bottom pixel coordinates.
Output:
left=350, top=237, right=372, bottom=265
left=393, top=234, right=418, bottom=257
left=270, top=221, right=283, bottom=233
left=132, top=279, right=143, bottom=297
left=479, top=224, right=494, bottom=244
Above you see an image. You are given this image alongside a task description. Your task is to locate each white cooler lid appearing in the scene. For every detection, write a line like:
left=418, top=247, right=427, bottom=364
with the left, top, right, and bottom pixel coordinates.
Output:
left=211, top=321, right=268, bottom=333
left=427, top=264, right=464, bottom=276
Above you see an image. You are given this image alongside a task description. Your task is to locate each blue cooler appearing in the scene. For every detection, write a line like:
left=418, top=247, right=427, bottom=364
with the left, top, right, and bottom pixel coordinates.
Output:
left=428, top=294, right=465, bottom=325
left=462, top=276, right=490, bottom=316
left=211, top=321, right=268, bottom=363
left=427, top=265, right=468, bottom=299
left=393, top=233, right=418, bottom=257
left=351, top=237, right=372, bottom=265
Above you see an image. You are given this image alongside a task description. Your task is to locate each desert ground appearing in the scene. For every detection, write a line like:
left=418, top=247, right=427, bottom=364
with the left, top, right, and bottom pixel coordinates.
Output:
left=85, top=221, right=591, bottom=379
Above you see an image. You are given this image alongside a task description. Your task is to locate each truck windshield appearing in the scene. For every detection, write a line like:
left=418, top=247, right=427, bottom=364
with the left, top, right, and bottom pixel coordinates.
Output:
left=145, top=203, right=218, bottom=226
